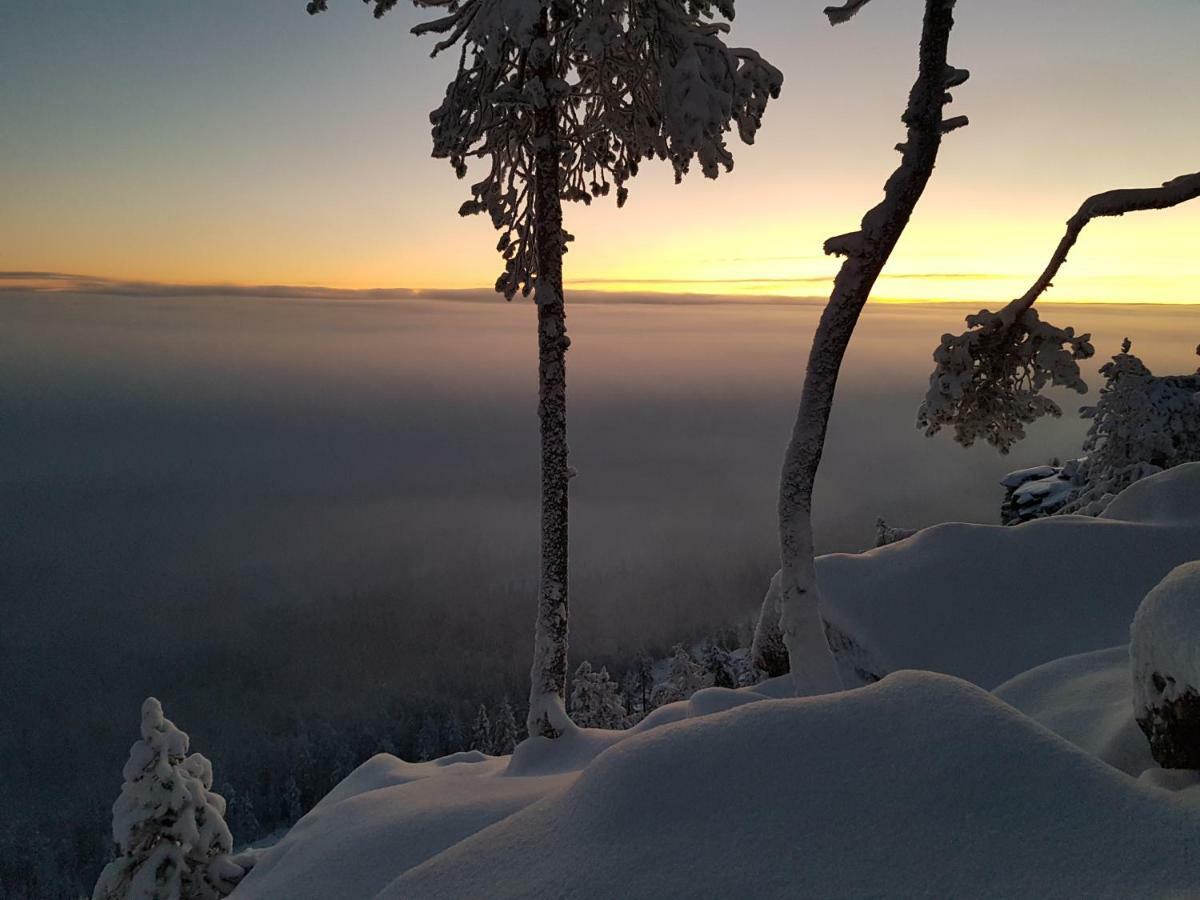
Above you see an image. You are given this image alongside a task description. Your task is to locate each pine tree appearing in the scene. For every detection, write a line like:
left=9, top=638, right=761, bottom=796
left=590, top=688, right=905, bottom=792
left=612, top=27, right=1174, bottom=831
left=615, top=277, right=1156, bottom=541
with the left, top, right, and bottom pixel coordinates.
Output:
left=442, top=713, right=465, bottom=754
left=469, top=704, right=493, bottom=754
left=650, top=645, right=705, bottom=709
left=701, top=640, right=735, bottom=689
left=282, top=774, right=303, bottom=826
left=1059, top=339, right=1200, bottom=515
left=307, top=0, right=781, bottom=739
left=491, top=698, right=519, bottom=755
left=569, top=662, right=628, bottom=729
left=415, top=715, right=442, bottom=761
left=632, top=651, right=654, bottom=717
left=219, top=783, right=260, bottom=848
left=619, top=668, right=644, bottom=723
left=93, top=698, right=244, bottom=900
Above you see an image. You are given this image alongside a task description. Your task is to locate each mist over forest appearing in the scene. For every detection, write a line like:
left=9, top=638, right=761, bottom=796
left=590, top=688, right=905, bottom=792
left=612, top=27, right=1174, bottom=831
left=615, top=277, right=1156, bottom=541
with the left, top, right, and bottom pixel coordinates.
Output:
left=4, top=291, right=1199, bottom=892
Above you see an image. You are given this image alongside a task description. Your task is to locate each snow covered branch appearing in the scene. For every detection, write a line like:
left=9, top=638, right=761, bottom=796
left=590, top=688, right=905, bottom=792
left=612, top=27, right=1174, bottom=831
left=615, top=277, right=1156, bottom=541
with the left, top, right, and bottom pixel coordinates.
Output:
left=823, top=0, right=875, bottom=25
left=920, top=169, right=1200, bottom=454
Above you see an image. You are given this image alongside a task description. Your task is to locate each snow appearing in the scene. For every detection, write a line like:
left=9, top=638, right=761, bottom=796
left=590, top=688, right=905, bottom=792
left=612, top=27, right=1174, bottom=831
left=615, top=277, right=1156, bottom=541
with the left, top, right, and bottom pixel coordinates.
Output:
left=816, top=462, right=1200, bottom=690
left=229, top=471, right=1200, bottom=900
left=237, top=671, right=1200, bottom=899
left=233, top=753, right=568, bottom=900
left=994, top=646, right=1153, bottom=776
left=1131, top=560, right=1200, bottom=711
left=1000, top=464, right=1059, bottom=489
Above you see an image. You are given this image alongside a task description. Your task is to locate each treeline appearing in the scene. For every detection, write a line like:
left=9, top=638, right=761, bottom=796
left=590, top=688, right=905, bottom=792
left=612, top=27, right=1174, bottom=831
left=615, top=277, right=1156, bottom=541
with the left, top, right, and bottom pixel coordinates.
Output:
left=0, top=594, right=755, bottom=899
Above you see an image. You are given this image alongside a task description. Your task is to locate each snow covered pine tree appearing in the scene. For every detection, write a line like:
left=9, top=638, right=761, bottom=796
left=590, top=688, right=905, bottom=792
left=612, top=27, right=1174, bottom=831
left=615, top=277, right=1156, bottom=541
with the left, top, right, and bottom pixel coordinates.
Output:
left=491, top=698, right=520, bottom=755
left=650, top=644, right=705, bottom=707
left=307, top=0, right=781, bottom=738
left=569, top=661, right=628, bottom=728
left=469, top=704, right=492, bottom=753
left=754, top=0, right=970, bottom=691
left=93, top=698, right=244, bottom=900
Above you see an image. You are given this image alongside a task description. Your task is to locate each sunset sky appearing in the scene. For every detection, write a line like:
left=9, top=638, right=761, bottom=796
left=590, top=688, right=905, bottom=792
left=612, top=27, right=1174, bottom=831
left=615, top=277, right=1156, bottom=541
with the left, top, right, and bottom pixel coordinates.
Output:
left=2, top=0, right=1197, bottom=303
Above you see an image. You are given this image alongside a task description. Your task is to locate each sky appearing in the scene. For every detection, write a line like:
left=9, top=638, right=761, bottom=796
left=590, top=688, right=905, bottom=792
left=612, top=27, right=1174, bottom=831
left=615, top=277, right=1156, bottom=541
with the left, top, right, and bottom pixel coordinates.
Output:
left=1, top=0, right=1198, bottom=303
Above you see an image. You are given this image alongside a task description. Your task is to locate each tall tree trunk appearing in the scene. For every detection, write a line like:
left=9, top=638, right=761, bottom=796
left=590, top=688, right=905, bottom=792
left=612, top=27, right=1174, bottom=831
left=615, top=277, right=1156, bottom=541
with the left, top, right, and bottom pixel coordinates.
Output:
left=773, top=0, right=964, bottom=694
left=526, top=16, right=573, bottom=740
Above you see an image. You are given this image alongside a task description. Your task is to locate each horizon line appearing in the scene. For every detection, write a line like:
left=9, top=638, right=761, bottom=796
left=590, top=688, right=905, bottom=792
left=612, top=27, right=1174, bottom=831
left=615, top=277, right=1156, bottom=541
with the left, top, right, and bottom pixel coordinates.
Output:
left=2, top=271, right=1198, bottom=308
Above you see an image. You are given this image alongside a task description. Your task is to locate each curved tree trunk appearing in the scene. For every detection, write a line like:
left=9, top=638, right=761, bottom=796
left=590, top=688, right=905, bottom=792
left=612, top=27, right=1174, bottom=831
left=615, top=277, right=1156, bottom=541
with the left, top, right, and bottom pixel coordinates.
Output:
left=526, top=16, right=573, bottom=740
left=775, top=0, right=965, bottom=694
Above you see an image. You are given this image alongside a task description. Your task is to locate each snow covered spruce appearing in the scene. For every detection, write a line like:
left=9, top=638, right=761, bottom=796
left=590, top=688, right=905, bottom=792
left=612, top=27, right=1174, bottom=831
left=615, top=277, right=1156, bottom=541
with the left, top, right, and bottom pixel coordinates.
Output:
left=756, top=0, right=970, bottom=688
left=307, top=0, right=781, bottom=739
left=1131, top=561, right=1200, bottom=769
left=999, top=340, right=1200, bottom=524
left=93, top=698, right=247, bottom=900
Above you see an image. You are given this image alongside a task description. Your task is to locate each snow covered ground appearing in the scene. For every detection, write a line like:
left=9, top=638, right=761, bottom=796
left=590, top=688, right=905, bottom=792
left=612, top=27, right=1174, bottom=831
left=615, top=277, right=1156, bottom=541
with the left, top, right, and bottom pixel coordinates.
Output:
left=819, top=462, right=1200, bottom=689
left=233, top=465, right=1200, bottom=899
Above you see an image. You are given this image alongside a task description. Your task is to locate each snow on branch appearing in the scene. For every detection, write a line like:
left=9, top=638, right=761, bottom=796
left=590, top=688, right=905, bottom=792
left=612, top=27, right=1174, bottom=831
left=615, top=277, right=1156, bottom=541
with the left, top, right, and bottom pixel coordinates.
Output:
left=824, top=0, right=875, bottom=25
left=920, top=169, right=1200, bottom=454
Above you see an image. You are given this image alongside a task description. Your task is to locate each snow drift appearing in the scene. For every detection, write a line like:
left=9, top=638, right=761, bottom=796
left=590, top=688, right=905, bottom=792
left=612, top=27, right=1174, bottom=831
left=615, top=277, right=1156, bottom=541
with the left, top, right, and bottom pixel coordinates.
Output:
left=818, top=462, right=1200, bottom=689
left=994, top=645, right=1153, bottom=776
left=236, top=672, right=1200, bottom=899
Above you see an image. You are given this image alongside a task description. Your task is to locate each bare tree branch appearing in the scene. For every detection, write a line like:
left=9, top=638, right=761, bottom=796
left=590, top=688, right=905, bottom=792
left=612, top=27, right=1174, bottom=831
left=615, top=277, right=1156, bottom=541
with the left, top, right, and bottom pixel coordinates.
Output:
left=1004, top=170, right=1200, bottom=322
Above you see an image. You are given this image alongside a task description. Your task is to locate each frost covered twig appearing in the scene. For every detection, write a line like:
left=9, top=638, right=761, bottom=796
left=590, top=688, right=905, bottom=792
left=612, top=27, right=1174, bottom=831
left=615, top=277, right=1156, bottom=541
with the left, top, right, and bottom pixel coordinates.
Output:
left=754, top=0, right=967, bottom=688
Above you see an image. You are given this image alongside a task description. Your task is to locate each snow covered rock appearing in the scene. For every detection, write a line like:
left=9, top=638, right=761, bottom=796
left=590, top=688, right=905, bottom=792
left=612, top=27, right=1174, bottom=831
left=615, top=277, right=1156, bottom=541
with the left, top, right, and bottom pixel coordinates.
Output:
left=999, top=462, right=1078, bottom=525
left=816, top=463, right=1200, bottom=690
left=1131, top=561, right=1200, bottom=769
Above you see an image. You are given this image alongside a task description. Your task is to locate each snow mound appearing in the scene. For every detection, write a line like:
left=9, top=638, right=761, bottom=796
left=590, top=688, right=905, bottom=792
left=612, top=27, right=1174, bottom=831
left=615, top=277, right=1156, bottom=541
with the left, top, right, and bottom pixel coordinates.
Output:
left=994, top=646, right=1153, bottom=776
left=1131, top=561, right=1200, bottom=712
left=382, top=672, right=1200, bottom=899
left=1102, top=462, right=1200, bottom=525
left=817, top=463, right=1200, bottom=689
left=232, top=753, right=559, bottom=900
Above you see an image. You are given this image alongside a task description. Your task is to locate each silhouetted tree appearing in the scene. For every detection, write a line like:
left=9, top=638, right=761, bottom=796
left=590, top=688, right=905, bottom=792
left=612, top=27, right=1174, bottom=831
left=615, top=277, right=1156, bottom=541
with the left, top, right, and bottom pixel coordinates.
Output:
left=492, top=698, right=519, bottom=755
left=469, top=704, right=492, bottom=754
left=754, top=0, right=969, bottom=691
left=307, top=0, right=781, bottom=739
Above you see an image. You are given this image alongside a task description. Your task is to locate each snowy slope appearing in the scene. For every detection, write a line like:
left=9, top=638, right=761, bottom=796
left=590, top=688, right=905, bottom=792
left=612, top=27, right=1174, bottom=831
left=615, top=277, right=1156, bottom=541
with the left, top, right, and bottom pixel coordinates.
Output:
left=389, top=673, right=1200, bottom=899
left=817, top=463, right=1200, bottom=689
left=236, top=673, right=1200, bottom=899
left=993, top=646, right=1153, bottom=776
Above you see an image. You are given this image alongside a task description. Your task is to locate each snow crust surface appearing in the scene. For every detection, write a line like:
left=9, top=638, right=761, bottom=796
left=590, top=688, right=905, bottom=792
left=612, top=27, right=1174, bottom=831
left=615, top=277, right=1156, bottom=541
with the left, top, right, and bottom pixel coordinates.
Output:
left=817, top=463, right=1200, bottom=689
